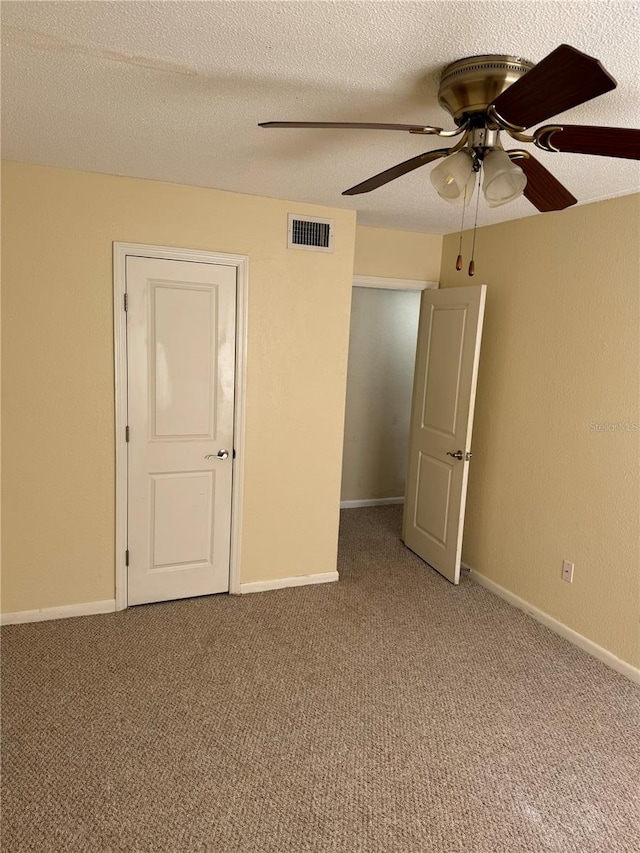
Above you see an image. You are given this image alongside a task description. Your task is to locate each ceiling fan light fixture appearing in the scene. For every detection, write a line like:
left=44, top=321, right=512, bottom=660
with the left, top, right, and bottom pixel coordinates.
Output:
left=430, top=149, right=476, bottom=206
left=482, top=149, right=527, bottom=207
left=261, top=44, right=640, bottom=214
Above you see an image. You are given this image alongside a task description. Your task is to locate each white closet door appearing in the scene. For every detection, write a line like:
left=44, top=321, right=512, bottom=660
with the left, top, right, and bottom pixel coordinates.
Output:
left=126, top=256, right=236, bottom=605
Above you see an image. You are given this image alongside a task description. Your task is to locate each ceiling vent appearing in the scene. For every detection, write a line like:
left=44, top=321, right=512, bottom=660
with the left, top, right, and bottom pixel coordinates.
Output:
left=288, top=214, right=334, bottom=252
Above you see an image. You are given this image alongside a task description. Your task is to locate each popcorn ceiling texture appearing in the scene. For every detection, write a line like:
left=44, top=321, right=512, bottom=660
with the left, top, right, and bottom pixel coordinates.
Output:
left=2, top=506, right=639, bottom=852
left=2, top=1, right=639, bottom=233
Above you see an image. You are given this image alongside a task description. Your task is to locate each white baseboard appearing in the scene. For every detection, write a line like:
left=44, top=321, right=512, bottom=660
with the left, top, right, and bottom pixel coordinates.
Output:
left=1, top=599, right=117, bottom=626
left=240, top=571, right=339, bottom=594
left=465, top=565, right=639, bottom=685
left=340, top=497, right=404, bottom=509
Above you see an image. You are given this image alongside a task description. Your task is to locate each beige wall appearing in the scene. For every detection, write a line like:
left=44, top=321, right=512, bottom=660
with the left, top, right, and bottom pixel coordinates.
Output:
left=441, top=194, right=640, bottom=668
left=341, top=288, right=421, bottom=501
left=1, top=161, right=357, bottom=613
left=354, top=226, right=442, bottom=281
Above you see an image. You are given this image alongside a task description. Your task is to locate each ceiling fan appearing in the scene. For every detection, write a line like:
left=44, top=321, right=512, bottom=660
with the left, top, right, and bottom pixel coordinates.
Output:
left=259, top=44, right=640, bottom=213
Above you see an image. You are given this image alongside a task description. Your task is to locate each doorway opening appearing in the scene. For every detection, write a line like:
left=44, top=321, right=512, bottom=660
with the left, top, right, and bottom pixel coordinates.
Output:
left=340, top=276, right=486, bottom=585
left=340, top=275, right=437, bottom=509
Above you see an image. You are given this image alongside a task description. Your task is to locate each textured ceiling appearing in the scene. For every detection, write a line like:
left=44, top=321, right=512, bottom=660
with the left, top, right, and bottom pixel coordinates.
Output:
left=2, top=0, right=640, bottom=234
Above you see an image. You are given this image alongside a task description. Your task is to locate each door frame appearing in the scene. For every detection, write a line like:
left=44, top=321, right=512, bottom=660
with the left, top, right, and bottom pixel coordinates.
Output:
left=113, top=242, right=249, bottom=610
left=352, top=275, right=439, bottom=292
left=339, top=274, right=438, bottom=509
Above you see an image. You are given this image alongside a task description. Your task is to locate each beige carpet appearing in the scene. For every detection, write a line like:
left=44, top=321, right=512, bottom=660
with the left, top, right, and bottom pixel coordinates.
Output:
left=2, top=505, right=639, bottom=852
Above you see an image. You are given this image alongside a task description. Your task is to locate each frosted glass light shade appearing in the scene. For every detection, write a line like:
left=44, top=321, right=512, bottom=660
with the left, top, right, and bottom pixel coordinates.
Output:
left=482, top=149, right=527, bottom=207
left=430, top=150, right=476, bottom=206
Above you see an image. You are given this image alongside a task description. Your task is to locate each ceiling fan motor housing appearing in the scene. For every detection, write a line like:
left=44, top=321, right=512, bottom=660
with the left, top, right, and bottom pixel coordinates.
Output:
left=438, top=55, right=535, bottom=124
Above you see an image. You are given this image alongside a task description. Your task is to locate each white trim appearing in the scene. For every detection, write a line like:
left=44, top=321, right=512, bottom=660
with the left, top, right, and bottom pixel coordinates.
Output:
left=352, top=275, right=438, bottom=291
left=113, top=247, right=129, bottom=611
left=1, top=600, right=116, bottom=626
left=240, top=572, right=339, bottom=594
left=228, top=255, right=248, bottom=595
left=465, top=565, right=640, bottom=685
left=340, top=497, right=404, bottom=509
left=113, top=242, right=249, bottom=609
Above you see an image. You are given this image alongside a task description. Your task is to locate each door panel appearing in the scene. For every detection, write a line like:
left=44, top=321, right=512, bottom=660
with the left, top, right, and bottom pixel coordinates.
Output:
left=421, top=306, right=466, bottom=435
left=151, top=472, right=214, bottom=567
left=127, top=256, right=236, bottom=606
left=152, top=284, right=215, bottom=438
left=415, top=453, right=452, bottom=546
left=403, top=286, right=486, bottom=584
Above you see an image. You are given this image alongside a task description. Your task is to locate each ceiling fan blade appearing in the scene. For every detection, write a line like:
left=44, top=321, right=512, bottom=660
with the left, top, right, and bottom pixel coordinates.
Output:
left=510, top=153, right=577, bottom=212
left=538, top=125, right=640, bottom=159
left=259, top=121, right=434, bottom=132
left=342, top=149, right=449, bottom=195
left=492, top=44, right=616, bottom=129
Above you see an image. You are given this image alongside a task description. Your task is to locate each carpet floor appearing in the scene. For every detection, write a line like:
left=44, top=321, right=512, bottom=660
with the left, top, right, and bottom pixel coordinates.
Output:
left=1, top=505, right=639, bottom=852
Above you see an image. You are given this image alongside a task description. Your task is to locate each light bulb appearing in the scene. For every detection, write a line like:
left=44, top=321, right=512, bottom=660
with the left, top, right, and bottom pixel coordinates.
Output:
left=430, top=150, right=476, bottom=206
left=482, top=150, right=527, bottom=207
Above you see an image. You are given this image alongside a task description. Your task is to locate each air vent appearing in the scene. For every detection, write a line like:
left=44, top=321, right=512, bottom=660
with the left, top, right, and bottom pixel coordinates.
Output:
left=288, top=214, right=334, bottom=252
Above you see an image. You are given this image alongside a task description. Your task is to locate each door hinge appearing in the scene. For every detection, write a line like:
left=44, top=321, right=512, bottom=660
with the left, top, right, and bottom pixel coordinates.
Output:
left=124, top=293, right=128, bottom=311
left=125, top=549, right=130, bottom=567
left=233, top=448, right=236, bottom=459
left=125, top=425, right=130, bottom=442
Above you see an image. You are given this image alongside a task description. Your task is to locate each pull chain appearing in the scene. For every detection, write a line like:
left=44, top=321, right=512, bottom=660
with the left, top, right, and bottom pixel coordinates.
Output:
left=455, top=182, right=468, bottom=271
left=468, top=168, right=481, bottom=277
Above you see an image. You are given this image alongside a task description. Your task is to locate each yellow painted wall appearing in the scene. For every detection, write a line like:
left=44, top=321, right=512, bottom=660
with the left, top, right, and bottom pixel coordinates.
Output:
left=354, top=225, right=442, bottom=281
left=441, top=194, right=640, bottom=668
left=1, top=161, right=357, bottom=613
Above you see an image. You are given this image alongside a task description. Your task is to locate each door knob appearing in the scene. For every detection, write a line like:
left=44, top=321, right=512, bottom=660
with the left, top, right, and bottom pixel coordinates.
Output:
left=447, top=450, right=464, bottom=460
left=205, top=450, right=229, bottom=461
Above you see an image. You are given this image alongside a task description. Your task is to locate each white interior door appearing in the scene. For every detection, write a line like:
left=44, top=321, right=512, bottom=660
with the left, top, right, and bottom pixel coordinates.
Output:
left=126, top=256, right=236, bottom=605
left=403, top=285, right=486, bottom=584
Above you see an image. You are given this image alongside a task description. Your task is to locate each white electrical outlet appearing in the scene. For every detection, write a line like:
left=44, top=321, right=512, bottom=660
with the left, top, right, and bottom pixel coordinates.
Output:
left=562, top=560, right=574, bottom=583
